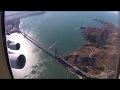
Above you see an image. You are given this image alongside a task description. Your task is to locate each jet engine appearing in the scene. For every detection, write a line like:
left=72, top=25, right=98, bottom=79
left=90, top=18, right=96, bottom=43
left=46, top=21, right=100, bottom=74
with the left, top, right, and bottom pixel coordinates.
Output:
left=7, top=39, right=26, bottom=69
left=8, top=53, right=26, bottom=69
left=8, top=41, right=20, bottom=50
left=6, top=28, right=26, bottom=69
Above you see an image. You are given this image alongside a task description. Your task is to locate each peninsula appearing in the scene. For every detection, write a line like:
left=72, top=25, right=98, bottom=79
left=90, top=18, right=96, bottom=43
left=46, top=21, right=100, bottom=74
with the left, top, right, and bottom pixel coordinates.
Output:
left=63, top=19, right=120, bottom=79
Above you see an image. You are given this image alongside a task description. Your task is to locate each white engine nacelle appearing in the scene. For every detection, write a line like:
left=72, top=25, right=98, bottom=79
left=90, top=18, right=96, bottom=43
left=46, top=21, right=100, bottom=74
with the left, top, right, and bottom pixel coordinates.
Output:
left=7, top=40, right=20, bottom=50
left=8, top=53, right=26, bottom=69
left=8, top=42, right=20, bottom=50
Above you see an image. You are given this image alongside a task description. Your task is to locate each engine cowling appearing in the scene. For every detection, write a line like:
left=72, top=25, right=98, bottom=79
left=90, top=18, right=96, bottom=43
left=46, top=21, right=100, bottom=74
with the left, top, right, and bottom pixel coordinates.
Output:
left=8, top=53, right=26, bottom=69
left=7, top=40, right=20, bottom=50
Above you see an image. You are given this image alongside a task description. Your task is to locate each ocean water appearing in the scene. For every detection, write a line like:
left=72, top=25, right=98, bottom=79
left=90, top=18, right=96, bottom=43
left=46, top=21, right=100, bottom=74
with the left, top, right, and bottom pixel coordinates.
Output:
left=10, top=11, right=118, bottom=79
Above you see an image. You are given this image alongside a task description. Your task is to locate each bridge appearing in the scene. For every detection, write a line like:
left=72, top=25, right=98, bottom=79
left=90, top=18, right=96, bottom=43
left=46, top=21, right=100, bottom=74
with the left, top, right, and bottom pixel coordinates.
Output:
left=19, top=31, right=115, bottom=79
left=20, top=31, right=57, bottom=59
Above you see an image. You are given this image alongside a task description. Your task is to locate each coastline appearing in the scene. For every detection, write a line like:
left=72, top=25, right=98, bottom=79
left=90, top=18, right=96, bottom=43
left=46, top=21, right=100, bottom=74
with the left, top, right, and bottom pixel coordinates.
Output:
left=5, top=11, right=46, bottom=21
left=63, top=19, right=119, bottom=79
left=5, top=11, right=46, bottom=34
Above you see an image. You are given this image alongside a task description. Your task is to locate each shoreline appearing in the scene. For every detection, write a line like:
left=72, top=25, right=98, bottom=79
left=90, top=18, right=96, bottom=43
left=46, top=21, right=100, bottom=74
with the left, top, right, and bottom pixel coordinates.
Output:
left=5, top=11, right=46, bottom=34
left=63, top=19, right=119, bottom=79
left=5, top=11, right=46, bottom=21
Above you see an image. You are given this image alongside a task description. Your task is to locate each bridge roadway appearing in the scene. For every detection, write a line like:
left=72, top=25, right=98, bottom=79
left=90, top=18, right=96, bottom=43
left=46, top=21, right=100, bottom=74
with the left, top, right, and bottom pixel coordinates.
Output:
left=19, top=31, right=115, bottom=79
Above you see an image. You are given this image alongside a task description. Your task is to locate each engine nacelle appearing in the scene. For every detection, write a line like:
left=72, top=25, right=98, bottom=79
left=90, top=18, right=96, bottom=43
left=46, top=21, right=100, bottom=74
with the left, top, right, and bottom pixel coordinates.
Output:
left=8, top=53, right=26, bottom=69
left=7, top=40, right=20, bottom=50
left=8, top=42, right=20, bottom=50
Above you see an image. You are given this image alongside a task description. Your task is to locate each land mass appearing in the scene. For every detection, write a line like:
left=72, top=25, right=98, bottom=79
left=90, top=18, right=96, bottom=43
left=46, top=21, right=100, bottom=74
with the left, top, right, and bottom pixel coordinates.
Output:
left=5, top=11, right=46, bottom=34
left=63, top=19, right=120, bottom=79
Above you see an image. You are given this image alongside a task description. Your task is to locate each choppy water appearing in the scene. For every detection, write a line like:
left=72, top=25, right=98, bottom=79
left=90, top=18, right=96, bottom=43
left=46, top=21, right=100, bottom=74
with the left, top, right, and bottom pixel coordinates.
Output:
left=9, top=11, right=118, bottom=79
